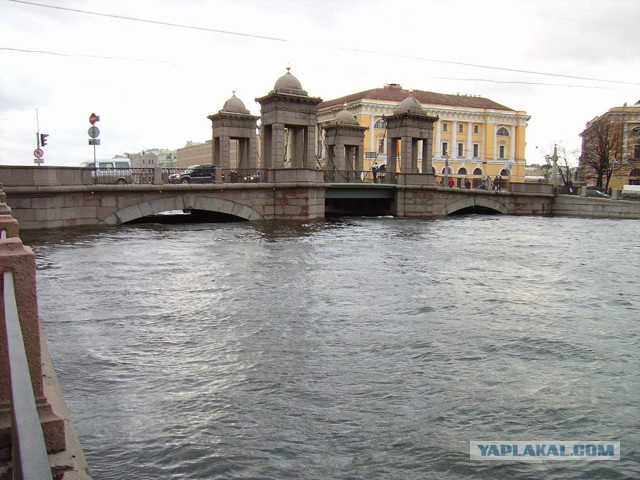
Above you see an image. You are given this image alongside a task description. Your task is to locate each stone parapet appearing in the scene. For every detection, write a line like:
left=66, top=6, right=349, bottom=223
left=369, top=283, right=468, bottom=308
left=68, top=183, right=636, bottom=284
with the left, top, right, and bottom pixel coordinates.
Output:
left=0, top=166, right=90, bottom=187
left=552, top=194, right=640, bottom=219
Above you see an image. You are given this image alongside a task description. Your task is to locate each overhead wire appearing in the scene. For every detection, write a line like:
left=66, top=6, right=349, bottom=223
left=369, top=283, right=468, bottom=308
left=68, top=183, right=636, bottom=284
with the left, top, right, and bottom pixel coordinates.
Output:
left=6, top=0, right=640, bottom=88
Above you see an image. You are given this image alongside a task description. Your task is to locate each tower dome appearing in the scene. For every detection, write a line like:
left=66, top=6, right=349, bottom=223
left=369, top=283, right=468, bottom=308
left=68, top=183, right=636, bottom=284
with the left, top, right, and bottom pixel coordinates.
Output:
left=334, top=104, right=359, bottom=125
left=396, top=90, right=423, bottom=114
left=221, top=91, right=250, bottom=114
left=273, top=66, right=307, bottom=95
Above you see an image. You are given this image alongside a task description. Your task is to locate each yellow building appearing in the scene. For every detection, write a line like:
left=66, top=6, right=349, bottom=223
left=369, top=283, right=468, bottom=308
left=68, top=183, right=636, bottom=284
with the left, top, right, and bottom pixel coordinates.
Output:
left=579, top=100, right=640, bottom=189
left=317, top=83, right=529, bottom=183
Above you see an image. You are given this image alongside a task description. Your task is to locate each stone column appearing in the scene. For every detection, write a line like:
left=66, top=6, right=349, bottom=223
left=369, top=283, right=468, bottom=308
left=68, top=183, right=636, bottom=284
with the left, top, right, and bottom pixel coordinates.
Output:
left=272, top=123, right=285, bottom=169
left=388, top=138, right=398, bottom=174
left=220, top=135, right=232, bottom=169
left=335, top=140, right=345, bottom=170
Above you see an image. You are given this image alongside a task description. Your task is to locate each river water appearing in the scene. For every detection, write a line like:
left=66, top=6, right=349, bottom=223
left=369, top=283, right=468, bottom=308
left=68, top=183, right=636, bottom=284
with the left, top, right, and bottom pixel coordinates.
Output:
left=23, top=216, right=640, bottom=480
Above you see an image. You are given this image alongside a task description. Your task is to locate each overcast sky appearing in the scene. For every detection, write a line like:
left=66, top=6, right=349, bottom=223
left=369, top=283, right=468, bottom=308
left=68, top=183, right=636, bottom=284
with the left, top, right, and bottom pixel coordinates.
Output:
left=2, top=0, right=639, bottom=167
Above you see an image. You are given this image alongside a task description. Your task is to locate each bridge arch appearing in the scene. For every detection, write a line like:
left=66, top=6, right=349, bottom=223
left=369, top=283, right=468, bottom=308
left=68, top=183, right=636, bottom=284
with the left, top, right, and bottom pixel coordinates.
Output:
left=439, top=195, right=510, bottom=216
left=102, top=194, right=264, bottom=225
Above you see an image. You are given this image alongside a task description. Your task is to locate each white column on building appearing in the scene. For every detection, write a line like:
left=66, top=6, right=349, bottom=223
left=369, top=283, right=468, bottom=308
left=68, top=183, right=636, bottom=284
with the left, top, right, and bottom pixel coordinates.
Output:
left=467, top=120, right=473, bottom=160
left=510, top=124, right=516, bottom=161
left=369, top=111, right=376, bottom=153
left=493, top=124, right=497, bottom=162
left=452, top=120, right=458, bottom=161
left=435, top=117, right=441, bottom=160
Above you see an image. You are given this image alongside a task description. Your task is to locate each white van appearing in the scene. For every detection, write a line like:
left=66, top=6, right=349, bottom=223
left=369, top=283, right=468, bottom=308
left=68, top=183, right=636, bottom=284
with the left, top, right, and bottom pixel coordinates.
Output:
left=84, top=160, right=132, bottom=184
left=622, top=184, right=640, bottom=200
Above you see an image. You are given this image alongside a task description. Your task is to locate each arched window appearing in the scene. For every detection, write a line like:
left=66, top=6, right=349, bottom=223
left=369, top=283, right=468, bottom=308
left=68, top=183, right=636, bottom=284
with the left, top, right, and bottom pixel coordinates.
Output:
left=374, top=119, right=387, bottom=129
left=442, top=166, right=453, bottom=174
left=496, top=127, right=509, bottom=136
left=432, top=167, right=437, bottom=174
left=473, top=167, right=483, bottom=175
left=500, top=168, right=511, bottom=176
left=458, top=167, right=468, bottom=175
left=630, top=126, right=640, bottom=136
left=629, top=168, right=640, bottom=185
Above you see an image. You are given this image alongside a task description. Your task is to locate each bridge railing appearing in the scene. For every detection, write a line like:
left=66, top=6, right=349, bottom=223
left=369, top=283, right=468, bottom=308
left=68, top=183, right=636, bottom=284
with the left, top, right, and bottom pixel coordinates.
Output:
left=3, top=270, right=54, bottom=480
left=434, top=174, right=512, bottom=191
left=218, top=168, right=268, bottom=184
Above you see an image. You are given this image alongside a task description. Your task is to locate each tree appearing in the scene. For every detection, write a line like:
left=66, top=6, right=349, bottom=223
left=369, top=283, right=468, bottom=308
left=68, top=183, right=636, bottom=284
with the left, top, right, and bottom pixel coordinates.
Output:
left=580, top=116, right=624, bottom=190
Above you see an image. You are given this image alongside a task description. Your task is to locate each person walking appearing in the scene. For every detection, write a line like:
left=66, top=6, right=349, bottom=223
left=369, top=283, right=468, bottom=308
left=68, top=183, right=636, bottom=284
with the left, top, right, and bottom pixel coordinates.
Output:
left=372, top=164, right=379, bottom=183
left=448, top=177, right=455, bottom=188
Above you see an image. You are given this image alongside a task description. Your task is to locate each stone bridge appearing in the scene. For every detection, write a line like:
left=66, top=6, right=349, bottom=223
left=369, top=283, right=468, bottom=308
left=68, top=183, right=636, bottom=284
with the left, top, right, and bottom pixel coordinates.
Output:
left=0, top=166, right=568, bottom=229
left=4, top=165, right=640, bottom=229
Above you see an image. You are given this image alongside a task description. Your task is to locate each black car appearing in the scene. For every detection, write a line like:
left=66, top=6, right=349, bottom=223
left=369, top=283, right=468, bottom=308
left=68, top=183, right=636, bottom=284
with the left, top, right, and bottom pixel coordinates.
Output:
left=168, top=164, right=219, bottom=184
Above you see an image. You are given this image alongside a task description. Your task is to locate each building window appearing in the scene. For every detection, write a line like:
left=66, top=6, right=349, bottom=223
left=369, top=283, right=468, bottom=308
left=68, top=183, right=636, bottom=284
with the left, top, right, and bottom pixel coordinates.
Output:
left=458, top=167, right=467, bottom=175
left=497, top=127, right=509, bottom=136
left=630, top=126, right=640, bottom=136
left=458, top=123, right=464, bottom=133
left=442, top=166, right=452, bottom=174
left=442, top=142, right=448, bottom=157
left=457, top=142, right=464, bottom=157
left=499, top=145, right=505, bottom=159
left=474, top=125, right=479, bottom=134
left=377, top=138, right=385, bottom=154
left=473, top=167, right=483, bottom=175
left=634, top=144, right=640, bottom=159
left=443, top=123, right=448, bottom=132
left=374, top=119, right=387, bottom=129
left=473, top=143, right=479, bottom=158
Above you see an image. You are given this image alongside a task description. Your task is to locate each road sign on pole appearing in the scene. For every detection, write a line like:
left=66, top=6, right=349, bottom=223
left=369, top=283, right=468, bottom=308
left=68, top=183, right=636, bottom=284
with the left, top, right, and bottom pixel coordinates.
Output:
left=89, top=113, right=100, bottom=125
left=34, top=148, right=44, bottom=159
left=88, top=126, right=100, bottom=139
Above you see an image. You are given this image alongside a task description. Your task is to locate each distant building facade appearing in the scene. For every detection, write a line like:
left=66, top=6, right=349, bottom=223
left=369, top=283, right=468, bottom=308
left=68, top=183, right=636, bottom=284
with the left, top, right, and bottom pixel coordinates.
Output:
left=579, top=100, right=640, bottom=189
left=317, top=83, right=529, bottom=182
left=176, top=141, right=212, bottom=170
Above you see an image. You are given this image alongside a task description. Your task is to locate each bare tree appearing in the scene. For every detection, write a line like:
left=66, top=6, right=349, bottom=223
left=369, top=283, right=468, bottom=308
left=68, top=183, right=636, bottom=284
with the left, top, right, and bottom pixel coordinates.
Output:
left=580, top=116, right=624, bottom=190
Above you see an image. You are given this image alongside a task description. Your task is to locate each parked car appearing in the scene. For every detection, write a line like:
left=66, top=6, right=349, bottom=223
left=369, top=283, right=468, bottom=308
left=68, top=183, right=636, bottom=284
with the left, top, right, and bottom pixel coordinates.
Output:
left=168, top=164, right=220, bottom=184
left=586, top=188, right=611, bottom=198
left=243, top=171, right=261, bottom=183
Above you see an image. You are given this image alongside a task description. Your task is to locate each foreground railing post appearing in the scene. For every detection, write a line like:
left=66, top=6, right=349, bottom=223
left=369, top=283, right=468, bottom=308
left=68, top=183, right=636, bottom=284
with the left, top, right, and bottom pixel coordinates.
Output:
left=0, top=188, right=65, bottom=457
left=4, top=271, right=53, bottom=480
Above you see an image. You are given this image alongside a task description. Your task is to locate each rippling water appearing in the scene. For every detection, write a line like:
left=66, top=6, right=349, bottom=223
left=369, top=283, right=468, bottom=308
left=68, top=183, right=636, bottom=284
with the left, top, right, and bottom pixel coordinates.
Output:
left=23, top=216, right=640, bottom=479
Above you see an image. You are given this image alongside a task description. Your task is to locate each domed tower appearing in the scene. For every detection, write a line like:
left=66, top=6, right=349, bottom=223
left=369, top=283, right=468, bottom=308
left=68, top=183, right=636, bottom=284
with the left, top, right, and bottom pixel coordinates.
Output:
left=255, top=67, right=322, bottom=169
left=208, top=91, right=260, bottom=172
left=322, top=104, right=367, bottom=179
left=386, top=89, right=438, bottom=180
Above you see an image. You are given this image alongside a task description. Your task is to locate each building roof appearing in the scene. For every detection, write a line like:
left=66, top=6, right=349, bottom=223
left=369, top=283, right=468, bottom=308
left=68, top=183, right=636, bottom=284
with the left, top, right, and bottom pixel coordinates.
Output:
left=318, top=83, right=514, bottom=112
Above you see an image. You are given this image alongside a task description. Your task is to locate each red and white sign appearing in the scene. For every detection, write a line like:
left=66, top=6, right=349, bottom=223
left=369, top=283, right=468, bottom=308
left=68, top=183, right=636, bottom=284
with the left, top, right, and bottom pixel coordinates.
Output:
left=89, top=113, right=100, bottom=125
left=34, top=148, right=44, bottom=159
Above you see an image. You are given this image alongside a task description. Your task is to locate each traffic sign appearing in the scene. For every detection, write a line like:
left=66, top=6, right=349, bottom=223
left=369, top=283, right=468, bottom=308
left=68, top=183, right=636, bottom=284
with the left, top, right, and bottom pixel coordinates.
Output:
left=89, top=139, right=101, bottom=145
left=34, top=158, right=44, bottom=165
left=34, top=148, right=44, bottom=159
left=89, top=113, right=100, bottom=125
left=88, top=126, right=100, bottom=139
